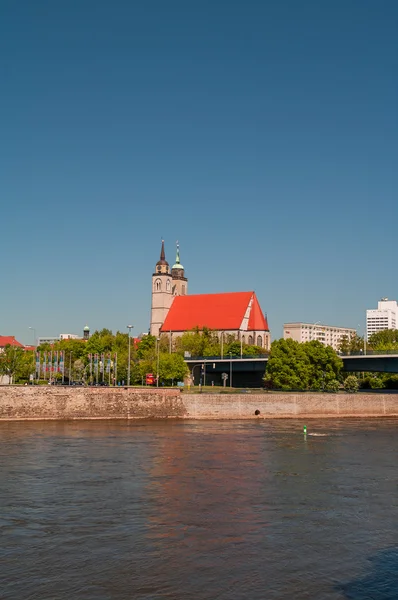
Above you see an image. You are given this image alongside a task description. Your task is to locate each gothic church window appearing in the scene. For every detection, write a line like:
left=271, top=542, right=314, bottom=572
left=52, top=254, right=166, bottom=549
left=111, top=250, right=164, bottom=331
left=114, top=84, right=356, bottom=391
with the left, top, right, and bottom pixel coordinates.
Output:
left=248, top=335, right=253, bottom=345
left=257, top=335, right=262, bottom=347
left=166, top=280, right=171, bottom=291
left=154, top=279, right=162, bottom=291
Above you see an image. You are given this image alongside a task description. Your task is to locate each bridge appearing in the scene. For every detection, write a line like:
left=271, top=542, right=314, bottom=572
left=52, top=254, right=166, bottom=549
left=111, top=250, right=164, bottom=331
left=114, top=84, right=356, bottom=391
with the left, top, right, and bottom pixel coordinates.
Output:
left=184, top=356, right=268, bottom=387
left=185, top=352, right=398, bottom=387
left=340, top=352, right=398, bottom=374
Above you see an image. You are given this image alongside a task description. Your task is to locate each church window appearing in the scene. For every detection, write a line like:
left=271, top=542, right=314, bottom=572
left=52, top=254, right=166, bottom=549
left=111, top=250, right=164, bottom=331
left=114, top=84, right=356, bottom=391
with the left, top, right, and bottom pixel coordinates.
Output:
left=154, top=279, right=162, bottom=291
left=257, top=335, right=262, bottom=347
left=166, top=279, right=171, bottom=291
left=248, top=335, right=254, bottom=345
left=242, top=335, right=245, bottom=344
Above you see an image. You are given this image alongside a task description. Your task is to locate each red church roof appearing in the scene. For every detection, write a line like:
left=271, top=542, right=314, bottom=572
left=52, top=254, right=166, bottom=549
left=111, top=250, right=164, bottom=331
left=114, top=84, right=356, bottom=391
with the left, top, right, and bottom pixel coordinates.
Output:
left=160, top=292, right=269, bottom=333
left=0, top=336, right=24, bottom=348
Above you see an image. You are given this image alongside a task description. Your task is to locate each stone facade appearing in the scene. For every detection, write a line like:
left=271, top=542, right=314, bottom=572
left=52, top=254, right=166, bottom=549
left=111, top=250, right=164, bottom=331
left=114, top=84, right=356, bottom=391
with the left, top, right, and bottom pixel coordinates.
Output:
left=1, top=387, right=398, bottom=420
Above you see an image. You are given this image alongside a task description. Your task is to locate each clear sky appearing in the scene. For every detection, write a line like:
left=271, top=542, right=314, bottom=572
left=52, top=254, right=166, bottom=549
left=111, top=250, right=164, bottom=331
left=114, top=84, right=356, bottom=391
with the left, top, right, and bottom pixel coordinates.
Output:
left=1, top=0, right=397, bottom=345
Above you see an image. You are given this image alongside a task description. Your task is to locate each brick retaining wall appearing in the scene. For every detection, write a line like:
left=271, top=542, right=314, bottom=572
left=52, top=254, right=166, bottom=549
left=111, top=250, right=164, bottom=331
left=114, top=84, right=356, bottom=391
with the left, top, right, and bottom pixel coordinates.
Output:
left=0, top=387, right=398, bottom=420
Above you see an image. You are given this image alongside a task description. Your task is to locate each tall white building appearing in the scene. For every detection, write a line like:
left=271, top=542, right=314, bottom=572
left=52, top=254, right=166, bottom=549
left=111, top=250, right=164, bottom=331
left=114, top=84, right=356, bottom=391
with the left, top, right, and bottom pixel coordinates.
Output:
left=366, top=298, right=398, bottom=339
left=283, top=323, right=356, bottom=351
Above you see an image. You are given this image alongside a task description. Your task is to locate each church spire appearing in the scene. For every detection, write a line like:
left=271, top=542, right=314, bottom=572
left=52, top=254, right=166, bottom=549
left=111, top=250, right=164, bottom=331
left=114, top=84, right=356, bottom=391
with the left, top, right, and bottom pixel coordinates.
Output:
left=155, top=239, right=169, bottom=273
left=160, top=239, right=165, bottom=262
left=172, top=240, right=184, bottom=270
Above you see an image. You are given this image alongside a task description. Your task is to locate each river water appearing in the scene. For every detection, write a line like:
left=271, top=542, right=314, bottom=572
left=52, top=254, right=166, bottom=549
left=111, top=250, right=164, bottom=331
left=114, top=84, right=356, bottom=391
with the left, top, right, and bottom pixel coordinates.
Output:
left=1, top=419, right=398, bottom=599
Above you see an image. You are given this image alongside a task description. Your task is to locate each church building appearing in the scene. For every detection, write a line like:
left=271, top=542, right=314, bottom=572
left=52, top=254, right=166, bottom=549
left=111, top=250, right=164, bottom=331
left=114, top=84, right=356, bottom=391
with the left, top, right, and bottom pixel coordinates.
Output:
left=150, top=241, right=271, bottom=350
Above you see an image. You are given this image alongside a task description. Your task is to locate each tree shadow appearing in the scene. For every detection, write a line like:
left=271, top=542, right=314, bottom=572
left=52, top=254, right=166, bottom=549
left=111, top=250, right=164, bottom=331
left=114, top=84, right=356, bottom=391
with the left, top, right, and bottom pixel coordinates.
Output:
left=338, top=547, right=398, bottom=599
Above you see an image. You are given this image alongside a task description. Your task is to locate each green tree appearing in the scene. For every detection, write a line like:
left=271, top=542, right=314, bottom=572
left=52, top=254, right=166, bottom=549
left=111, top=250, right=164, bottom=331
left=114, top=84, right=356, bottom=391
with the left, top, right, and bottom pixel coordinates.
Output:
left=136, top=334, right=156, bottom=359
left=264, top=338, right=312, bottom=390
left=338, top=334, right=365, bottom=354
left=303, top=341, right=343, bottom=390
left=0, top=345, right=27, bottom=383
left=368, top=329, right=398, bottom=351
left=344, top=375, right=359, bottom=393
left=264, top=338, right=343, bottom=391
left=136, top=352, right=188, bottom=385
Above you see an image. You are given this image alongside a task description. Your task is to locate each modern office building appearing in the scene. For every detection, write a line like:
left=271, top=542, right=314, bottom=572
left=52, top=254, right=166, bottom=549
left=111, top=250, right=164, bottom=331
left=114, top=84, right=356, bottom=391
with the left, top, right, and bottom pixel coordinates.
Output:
left=366, top=298, right=398, bottom=339
left=283, top=323, right=356, bottom=351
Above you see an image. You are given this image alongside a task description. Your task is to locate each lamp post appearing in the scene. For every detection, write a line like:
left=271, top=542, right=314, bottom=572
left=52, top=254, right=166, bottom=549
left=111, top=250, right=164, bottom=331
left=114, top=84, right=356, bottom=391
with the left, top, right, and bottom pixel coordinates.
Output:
left=357, top=323, right=367, bottom=356
left=127, top=325, right=133, bottom=387
left=229, top=352, right=233, bottom=388
left=240, top=330, right=243, bottom=358
left=169, top=331, right=173, bottom=354
left=28, top=327, right=36, bottom=346
left=156, top=337, right=160, bottom=387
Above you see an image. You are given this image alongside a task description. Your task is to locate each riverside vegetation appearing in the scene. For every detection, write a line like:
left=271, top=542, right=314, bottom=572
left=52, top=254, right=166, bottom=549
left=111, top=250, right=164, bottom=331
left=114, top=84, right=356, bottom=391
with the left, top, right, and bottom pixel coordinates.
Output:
left=1, top=327, right=398, bottom=390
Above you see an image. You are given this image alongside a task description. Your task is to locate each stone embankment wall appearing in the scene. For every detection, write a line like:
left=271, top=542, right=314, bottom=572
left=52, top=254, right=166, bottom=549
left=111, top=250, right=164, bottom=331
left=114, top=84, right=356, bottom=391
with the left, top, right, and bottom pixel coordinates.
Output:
left=0, top=387, right=398, bottom=420
left=0, top=387, right=186, bottom=420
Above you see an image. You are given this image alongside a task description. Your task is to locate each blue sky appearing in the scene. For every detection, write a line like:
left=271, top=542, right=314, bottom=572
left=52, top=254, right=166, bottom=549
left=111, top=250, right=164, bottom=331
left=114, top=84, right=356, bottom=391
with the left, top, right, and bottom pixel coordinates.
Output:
left=1, top=0, right=397, bottom=345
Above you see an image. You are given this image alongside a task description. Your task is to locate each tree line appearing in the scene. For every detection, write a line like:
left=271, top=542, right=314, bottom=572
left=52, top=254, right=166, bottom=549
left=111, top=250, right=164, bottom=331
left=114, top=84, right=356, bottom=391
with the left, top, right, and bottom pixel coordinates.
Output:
left=0, top=327, right=266, bottom=385
left=2, top=327, right=398, bottom=389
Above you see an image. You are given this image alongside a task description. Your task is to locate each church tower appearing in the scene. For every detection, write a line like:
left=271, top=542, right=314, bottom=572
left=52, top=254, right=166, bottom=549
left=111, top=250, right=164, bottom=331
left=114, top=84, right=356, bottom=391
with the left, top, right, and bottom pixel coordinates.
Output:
left=171, top=242, right=188, bottom=296
left=150, top=240, right=173, bottom=337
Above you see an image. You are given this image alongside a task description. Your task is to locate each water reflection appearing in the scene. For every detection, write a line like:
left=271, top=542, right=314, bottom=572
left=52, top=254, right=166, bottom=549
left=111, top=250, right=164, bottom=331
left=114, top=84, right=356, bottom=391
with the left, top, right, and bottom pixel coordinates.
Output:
left=0, top=419, right=398, bottom=599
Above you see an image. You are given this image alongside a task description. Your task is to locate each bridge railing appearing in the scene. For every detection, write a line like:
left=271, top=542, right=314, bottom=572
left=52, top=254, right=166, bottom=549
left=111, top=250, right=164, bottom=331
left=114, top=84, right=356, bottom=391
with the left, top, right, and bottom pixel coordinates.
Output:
left=340, top=350, right=398, bottom=356
left=185, top=354, right=269, bottom=360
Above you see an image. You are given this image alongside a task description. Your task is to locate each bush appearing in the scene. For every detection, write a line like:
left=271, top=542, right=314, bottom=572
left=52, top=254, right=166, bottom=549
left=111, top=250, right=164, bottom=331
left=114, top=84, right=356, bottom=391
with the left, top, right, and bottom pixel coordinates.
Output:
left=384, top=375, right=398, bottom=389
left=344, top=375, right=359, bottom=393
left=359, top=377, right=372, bottom=389
left=325, top=379, right=340, bottom=393
left=369, top=376, right=384, bottom=389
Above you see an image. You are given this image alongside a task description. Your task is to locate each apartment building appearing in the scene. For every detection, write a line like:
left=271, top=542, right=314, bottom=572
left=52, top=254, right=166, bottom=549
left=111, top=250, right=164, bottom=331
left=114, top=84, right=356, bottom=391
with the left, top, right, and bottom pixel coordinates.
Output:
left=366, top=298, right=398, bottom=339
left=283, top=322, right=356, bottom=351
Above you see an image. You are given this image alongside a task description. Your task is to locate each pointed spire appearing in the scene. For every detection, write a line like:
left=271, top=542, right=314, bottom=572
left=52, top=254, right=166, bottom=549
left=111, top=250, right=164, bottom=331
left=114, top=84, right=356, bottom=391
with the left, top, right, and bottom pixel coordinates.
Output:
left=156, top=239, right=169, bottom=268
left=172, top=240, right=184, bottom=270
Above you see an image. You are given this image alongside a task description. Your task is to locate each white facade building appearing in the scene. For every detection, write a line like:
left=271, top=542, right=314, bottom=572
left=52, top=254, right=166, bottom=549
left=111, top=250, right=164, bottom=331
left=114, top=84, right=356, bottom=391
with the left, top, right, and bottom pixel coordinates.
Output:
left=366, top=298, right=398, bottom=339
left=283, top=323, right=356, bottom=351
left=38, top=333, right=80, bottom=346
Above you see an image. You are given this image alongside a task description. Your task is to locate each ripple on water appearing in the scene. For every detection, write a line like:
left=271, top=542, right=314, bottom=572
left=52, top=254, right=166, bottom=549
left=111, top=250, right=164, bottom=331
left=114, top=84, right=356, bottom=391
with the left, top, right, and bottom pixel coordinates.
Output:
left=0, top=419, right=398, bottom=599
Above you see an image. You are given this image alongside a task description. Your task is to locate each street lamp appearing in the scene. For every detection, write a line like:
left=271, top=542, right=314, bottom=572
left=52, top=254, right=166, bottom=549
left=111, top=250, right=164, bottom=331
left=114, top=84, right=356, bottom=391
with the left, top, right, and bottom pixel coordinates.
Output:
left=357, top=323, right=367, bottom=359
left=229, top=352, right=233, bottom=388
left=156, top=337, right=160, bottom=387
left=127, top=325, right=133, bottom=386
left=28, top=327, right=36, bottom=346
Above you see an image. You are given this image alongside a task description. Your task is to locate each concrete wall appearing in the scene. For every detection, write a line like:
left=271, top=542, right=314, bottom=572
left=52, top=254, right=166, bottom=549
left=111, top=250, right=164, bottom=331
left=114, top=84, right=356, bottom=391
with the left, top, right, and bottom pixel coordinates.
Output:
left=183, top=393, right=398, bottom=418
left=1, top=386, right=398, bottom=420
